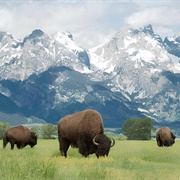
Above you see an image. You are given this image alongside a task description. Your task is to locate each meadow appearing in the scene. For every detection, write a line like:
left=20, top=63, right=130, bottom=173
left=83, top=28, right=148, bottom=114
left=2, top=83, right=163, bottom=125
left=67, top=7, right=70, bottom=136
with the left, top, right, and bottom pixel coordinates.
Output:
left=0, top=139, right=179, bottom=180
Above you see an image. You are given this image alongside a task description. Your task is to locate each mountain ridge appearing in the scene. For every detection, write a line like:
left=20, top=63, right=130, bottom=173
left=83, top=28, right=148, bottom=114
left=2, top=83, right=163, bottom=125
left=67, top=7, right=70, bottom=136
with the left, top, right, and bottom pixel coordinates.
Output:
left=0, top=24, right=179, bottom=127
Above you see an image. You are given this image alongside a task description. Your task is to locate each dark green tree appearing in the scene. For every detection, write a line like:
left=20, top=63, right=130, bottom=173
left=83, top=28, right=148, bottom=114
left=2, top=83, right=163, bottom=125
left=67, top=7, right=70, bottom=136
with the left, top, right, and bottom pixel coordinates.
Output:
left=0, top=122, right=10, bottom=139
left=40, top=124, right=57, bottom=139
left=122, top=117, right=154, bottom=140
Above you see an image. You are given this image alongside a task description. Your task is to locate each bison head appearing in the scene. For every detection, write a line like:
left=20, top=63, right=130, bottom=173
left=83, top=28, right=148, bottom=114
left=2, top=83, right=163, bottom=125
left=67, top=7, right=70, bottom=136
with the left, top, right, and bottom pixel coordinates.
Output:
left=93, top=134, right=115, bottom=158
left=171, top=132, right=176, bottom=139
left=29, top=132, right=37, bottom=148
left=170, top=131, right=176, bottom=146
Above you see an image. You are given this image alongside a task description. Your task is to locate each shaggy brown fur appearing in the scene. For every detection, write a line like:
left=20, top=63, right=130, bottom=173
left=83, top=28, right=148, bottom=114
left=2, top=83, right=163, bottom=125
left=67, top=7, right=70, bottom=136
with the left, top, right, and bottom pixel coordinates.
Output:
left=58, top=109, right=115, bottom=158
left=3, top=125, right=37, bottom=149
left=156, top=126, right=176, bottom=147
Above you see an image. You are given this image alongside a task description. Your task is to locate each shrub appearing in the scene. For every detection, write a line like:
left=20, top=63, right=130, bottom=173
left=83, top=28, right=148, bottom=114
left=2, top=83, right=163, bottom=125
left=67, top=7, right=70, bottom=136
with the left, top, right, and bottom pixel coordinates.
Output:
left=122, top=117, right=154, bottom=140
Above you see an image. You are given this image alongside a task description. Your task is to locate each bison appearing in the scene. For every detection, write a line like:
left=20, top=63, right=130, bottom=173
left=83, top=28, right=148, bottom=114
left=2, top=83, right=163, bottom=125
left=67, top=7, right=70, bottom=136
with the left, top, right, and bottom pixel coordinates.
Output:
left=156, top=126, right=176, bottom=147
left=58, top=109, right=115, bottom=158
left=3, top=125, right=37, bottom=149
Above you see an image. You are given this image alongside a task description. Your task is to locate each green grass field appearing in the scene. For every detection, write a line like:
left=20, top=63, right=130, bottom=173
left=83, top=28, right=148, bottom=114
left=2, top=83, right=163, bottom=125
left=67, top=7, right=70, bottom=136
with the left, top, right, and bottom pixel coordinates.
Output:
left=0, top=139, right=179, bottom=179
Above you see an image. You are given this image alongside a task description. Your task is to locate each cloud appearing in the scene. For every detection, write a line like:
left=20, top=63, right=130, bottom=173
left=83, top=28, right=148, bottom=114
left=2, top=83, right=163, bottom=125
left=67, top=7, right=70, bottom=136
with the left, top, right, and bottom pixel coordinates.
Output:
left=124, top=4, right=180, bottom=38
left=0, top=1, right=179, bottom=48
left=153, top=26, right=174, bottom=38
left=0, top=1, right=139, bottom=48
left=0, top=8, right=13, bottom=31
left=125, top=6, right=180, bottom=27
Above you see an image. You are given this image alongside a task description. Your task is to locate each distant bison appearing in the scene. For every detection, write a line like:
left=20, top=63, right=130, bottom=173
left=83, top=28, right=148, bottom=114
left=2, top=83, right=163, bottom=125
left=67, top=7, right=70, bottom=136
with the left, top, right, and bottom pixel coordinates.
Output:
left=156, top=126, right=176, bottom=147
left=3, top=125, right=37, bottom=149
left=58, top=109, right=115, bottom=158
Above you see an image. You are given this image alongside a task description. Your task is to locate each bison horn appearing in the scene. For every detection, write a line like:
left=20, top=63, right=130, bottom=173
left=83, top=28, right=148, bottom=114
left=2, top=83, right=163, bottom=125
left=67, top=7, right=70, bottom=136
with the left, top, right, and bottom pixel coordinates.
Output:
left=93, top=135, right=99, bottom=146
left=110, top=138, right=115, bottom=147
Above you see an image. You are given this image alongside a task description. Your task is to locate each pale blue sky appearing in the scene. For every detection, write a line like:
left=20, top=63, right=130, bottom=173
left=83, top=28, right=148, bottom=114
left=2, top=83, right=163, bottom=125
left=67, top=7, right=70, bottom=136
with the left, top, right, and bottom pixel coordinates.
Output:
left=0, top=0, right=179, bottom=48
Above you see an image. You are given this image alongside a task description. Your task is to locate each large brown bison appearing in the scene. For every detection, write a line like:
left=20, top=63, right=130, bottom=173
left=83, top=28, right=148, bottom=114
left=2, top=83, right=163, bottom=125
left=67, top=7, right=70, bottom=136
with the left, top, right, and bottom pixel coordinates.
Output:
left=156, top=126, right=176, bottom=147
left=3, top=125, right=37, bottom=149
left=58, top=109, right=115, bottom=158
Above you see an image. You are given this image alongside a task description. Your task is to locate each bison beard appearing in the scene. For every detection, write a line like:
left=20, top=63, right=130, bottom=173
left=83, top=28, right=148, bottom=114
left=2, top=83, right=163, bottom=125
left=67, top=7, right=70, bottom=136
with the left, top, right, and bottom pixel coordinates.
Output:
left=156, top=126, right=176, bottom=147
left=3, top=125, right=37, bottom=150
left=58, top=109, right=115, bottom=158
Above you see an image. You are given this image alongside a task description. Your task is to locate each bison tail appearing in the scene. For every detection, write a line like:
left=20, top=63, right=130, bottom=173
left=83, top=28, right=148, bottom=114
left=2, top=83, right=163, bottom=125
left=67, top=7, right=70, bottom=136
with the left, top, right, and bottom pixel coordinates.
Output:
left=157, top=131, right=165, bottom=147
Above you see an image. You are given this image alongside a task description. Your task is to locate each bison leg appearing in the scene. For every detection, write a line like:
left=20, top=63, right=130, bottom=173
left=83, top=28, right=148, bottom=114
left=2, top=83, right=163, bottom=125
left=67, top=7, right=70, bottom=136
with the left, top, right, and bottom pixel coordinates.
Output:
left=59, top=138, right=70, bottom=157
left=3, top=142, right=7, bottom=149
left=156, top=133, right=163, bottom=147
left=17, top=143, right=23, bottom=149
left=78, top=143, right=89, bottom=157
left=157, top=140, right=164, bottom=147
left=10, top=142, right=15, bottom=150
left=77, top=137, right=91, bottom=157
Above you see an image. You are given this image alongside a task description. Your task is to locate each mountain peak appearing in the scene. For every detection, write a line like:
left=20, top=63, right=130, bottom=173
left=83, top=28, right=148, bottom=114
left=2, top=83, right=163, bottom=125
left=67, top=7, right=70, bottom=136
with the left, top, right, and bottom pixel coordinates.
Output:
left=21, top=29, right=47, bottom=46
left=173, top=32, right=180, bottom=43
left=62, top=32, right=73, bottom=40
left=29, top=29, right=44, bottom=39
left=53, top=31, right=73, bottom=43
left=0, top=32, right=7, bottom=41
left=142, top=24, right=154, bottom=34
left=53, top=31, right=85, bottom=53
left=126, top=24, right=154, bottom=36
left=0, top=31, right=14, bottom=42
left=164, top=32, right=180, bottom=58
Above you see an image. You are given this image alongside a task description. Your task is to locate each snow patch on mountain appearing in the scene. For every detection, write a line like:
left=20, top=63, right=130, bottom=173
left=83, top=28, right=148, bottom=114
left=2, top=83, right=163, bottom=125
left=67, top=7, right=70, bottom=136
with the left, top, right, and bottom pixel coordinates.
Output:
left=54, top=32, right=83, bottom=52
left=124, top=36, right=137, bottom=48
left=168, top=54, right=180, bottom=73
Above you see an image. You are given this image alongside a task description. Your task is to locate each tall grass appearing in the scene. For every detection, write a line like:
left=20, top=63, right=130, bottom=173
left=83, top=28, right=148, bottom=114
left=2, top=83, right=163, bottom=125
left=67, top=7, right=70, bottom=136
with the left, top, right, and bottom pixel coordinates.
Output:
left=0, top=139, right=180, bottom=179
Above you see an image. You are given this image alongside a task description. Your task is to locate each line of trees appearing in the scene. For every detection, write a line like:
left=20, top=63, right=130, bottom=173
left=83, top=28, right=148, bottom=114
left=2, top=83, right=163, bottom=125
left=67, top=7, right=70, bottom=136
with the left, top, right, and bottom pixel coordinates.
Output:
left=27, top=124, right=57, bottom=139
left=0, top=122, right=57, bottom=139
left=0, top=116, right=155, bottom=140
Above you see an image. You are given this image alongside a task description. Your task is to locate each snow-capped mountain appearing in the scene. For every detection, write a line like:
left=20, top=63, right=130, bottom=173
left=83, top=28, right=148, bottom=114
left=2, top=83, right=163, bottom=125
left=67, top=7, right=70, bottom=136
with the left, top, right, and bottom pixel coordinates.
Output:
left=90, top=25, right=179, bottom=123
left=90, top=25, right=176, bottom=97
left=0, top=25, right=179, bottom=126
left=0, top=29, right=90, bottom=81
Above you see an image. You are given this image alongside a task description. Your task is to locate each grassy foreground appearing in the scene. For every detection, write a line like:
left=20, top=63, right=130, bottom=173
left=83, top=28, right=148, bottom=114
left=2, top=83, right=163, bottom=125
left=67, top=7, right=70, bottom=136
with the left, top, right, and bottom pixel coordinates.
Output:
left=0, top=139, right=180, bottom=179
